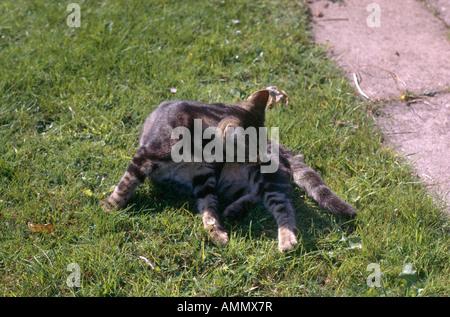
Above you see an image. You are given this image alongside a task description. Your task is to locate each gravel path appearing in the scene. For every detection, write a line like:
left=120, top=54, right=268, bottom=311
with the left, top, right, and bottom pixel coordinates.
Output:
left=307, top=0, right=450, bottom=210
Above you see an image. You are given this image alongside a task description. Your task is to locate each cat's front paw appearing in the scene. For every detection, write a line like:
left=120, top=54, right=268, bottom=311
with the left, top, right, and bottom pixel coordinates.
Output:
left=202, top=213, right=229, bottom=247
left=102, top=192, right=127, bottom=212
left=277, top=227, right=298, bottom=252
left=210, top=229, right=229, bottom=247
left=101, top=198, right=117, bottom=212
left=223, top=203, right=242, bottom=218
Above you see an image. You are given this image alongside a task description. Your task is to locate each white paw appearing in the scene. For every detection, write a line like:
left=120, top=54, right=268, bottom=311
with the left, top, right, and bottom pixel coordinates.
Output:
left=278, top=228, right=298, bottom=252
left=210, top=229, right=229, bottom=247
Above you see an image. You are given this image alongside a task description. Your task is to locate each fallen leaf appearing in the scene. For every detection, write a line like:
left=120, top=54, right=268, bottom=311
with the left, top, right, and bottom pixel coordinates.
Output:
left=27, top=222, right=54, bottom=233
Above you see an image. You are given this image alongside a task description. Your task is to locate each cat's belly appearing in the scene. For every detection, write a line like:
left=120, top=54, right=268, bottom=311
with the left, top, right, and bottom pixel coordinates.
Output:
left=217, top=163, right=251, bottom=200
left=150, top=161, right=215, bottom=193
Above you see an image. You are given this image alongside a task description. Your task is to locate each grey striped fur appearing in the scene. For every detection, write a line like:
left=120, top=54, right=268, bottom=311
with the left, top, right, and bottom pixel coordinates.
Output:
left=106, top=90, right=356, bottom=251
left=216, top=142, right=356, bottom=251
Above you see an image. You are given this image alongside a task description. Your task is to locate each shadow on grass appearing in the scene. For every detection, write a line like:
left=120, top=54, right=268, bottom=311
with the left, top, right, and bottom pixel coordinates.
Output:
left=122, top=181, right=358, bottom=253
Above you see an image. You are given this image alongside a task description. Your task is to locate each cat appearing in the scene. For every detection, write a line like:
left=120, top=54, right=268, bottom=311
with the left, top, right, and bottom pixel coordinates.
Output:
left=106, top=90, right=271, bottom=247
left=105, top=89, right=356, bottom=251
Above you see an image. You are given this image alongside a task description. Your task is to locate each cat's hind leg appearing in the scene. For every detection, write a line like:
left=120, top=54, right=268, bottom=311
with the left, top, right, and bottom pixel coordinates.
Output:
left=223, top=191, right=260, bottom=218
left=262, top=190, right=298, bottom=251
left=192, top=167, right=229, bottom=246
left=106, top=146, right=155, bottom=210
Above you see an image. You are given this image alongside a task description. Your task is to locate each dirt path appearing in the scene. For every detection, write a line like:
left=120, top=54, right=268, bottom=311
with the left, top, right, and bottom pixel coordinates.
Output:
left=306, top=0, right=450, bottom=210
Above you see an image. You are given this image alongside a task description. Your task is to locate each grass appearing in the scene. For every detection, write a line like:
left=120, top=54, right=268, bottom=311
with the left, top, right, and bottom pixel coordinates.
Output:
left=0, top=0, right=448, bottom=297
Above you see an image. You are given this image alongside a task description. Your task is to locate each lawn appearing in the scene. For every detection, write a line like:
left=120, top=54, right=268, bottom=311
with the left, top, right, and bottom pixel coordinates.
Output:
left=0, top=0, right=448, bottom=297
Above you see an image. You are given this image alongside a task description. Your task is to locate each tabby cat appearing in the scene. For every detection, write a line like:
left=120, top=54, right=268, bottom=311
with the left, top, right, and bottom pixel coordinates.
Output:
left=106, top=90, right=356, bottom=251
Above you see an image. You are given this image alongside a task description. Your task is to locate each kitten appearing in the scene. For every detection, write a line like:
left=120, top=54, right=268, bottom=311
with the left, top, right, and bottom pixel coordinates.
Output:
left=106, top=90, right=356, bottom=251
left=106, top=90, right=272, bottom=247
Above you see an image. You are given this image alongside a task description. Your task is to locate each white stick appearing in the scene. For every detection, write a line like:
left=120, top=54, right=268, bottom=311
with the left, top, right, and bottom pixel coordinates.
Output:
left=139, top=256, right=155, bottom=270
left=353, top=73, right=370, bottom=100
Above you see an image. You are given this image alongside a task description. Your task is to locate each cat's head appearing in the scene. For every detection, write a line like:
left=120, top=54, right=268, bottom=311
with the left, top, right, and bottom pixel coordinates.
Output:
left=216, top=89, right=271, bottom=164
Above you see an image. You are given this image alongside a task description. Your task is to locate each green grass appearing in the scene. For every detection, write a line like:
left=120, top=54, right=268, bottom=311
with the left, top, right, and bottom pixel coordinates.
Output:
left=0, top=0, right=448, bottom=297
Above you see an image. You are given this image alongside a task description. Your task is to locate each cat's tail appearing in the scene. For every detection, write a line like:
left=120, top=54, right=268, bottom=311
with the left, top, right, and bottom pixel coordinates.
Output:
left=287, top=154, right=357, bottom=216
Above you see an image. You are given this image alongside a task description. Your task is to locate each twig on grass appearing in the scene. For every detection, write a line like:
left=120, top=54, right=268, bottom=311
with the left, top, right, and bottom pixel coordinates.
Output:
left=139, top=256, right=155, bottom=270
left=353, top=73, right=370, bottom=100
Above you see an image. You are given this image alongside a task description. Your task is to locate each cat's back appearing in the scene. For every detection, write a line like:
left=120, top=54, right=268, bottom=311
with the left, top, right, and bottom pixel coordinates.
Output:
left=139, top=100, right=239, bottom=149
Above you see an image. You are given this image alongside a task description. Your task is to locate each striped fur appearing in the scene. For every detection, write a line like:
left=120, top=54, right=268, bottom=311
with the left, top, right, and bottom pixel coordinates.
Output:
left=106, top=90, right=356, bottom=251
left=106, top=90, right=271, bottom=246
left=217, top=142, right=356, bottom=251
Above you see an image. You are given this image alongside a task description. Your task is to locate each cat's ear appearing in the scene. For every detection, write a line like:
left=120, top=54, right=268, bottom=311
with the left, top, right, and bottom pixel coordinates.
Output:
left=246, top=89, right=270, bottom=113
